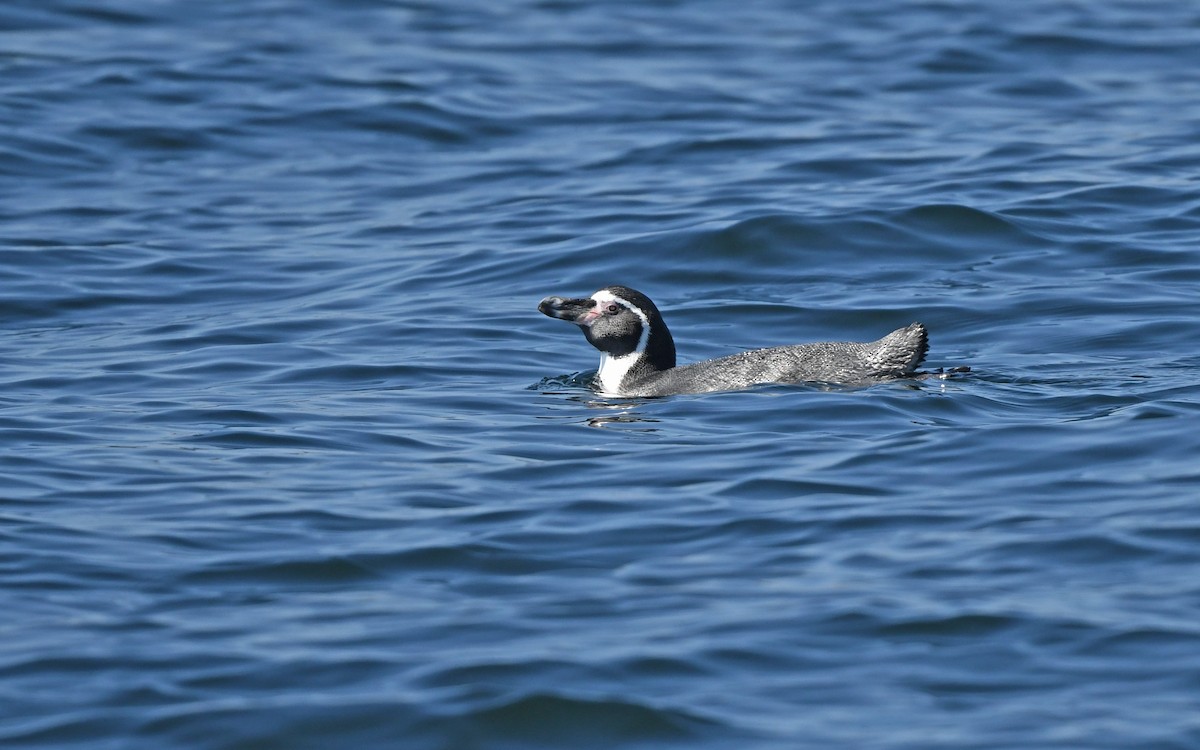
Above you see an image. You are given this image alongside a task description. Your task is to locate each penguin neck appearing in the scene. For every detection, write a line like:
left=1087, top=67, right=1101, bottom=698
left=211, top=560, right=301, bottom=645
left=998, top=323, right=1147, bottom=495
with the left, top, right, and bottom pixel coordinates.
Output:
left=596, top=351, right=643, bottom=394
left=595, top=320, right=676, bottom=395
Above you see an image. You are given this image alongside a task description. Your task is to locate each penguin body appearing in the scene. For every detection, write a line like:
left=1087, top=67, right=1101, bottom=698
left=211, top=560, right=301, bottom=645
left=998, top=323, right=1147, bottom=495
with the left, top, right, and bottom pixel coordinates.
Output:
left=538, top=285, right=929, bottom=396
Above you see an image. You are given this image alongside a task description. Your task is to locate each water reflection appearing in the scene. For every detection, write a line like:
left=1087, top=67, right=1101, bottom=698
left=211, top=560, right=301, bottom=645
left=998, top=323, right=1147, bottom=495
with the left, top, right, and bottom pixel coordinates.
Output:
left=531, top=372, right=662, bottom=429
left=581, top=398, right=660, bottom=430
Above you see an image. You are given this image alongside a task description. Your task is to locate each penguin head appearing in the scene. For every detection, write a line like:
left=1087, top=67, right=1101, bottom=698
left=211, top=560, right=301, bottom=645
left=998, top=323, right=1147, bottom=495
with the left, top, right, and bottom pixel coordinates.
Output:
left=538, top=285, right=676, bottom=369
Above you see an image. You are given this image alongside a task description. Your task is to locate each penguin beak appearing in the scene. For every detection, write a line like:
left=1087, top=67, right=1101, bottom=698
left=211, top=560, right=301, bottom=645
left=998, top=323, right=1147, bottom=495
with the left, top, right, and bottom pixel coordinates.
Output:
left=538, top=296, right=599, bottom=326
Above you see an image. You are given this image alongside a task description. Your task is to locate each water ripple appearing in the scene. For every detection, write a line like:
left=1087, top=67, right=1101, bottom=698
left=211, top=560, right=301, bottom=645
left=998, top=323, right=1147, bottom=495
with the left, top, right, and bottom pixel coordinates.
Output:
left=4, top=1, right=1200, bottom=749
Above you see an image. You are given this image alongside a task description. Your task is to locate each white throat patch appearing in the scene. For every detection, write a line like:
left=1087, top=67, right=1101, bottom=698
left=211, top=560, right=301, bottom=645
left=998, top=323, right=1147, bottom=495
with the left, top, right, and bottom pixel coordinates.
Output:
left=590, top=290, right=650, bottom=395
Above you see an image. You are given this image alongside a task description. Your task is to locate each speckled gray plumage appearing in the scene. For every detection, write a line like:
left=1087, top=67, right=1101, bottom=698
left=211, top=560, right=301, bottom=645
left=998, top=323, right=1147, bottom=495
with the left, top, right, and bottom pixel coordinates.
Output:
left=617, top=323, right=929, bottom=396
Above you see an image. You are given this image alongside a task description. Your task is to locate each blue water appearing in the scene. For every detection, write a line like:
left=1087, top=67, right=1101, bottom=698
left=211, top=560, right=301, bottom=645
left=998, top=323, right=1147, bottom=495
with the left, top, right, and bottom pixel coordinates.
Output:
left=4, top=1, right=1200, bottom=748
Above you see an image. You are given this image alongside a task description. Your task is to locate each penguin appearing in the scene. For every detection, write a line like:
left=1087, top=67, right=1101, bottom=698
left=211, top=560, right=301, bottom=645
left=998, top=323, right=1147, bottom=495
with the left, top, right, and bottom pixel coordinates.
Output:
left=538, top=285, right=930, bottom=396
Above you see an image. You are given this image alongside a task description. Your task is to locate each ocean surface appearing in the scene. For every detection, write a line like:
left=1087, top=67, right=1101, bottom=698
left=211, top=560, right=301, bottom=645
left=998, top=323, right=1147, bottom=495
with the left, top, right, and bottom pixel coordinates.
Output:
left=3, top=1, right=1200, bottom=748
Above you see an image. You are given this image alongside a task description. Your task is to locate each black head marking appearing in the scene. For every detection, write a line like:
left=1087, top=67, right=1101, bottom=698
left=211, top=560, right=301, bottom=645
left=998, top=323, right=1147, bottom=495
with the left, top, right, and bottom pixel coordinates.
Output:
left=582, top=295, right=644, bottom=357
left=590, top=286, right=675, bottom=370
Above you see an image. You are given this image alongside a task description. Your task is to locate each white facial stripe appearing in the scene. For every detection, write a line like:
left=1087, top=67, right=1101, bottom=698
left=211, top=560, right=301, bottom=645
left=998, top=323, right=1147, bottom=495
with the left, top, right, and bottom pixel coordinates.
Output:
left=589, top=290, right=650, bottom=355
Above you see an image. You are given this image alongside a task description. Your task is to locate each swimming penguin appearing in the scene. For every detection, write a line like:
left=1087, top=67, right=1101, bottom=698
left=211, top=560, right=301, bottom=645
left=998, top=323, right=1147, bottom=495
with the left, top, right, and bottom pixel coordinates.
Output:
left=538, top=285, right=930, bottom=396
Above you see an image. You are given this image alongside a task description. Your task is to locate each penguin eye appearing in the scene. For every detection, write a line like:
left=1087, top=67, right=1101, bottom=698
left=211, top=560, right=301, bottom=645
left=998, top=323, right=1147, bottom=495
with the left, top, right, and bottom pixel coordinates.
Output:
left=605, top=303, right=620, bottom=314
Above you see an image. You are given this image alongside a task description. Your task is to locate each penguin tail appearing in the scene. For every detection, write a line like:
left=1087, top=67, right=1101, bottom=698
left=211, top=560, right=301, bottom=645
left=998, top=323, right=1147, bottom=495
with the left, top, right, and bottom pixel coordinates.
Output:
left=871, top=322, right=928, bottom=375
